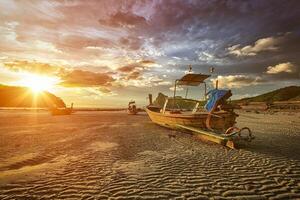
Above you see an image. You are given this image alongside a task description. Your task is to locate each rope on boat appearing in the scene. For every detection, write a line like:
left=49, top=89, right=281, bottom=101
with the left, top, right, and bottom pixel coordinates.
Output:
left=223, top=126, right=254, bottom=142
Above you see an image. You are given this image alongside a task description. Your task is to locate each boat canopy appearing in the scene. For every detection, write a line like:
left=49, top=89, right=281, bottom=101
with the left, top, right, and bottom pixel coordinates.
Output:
left=177, top=73, right=210, bottom=86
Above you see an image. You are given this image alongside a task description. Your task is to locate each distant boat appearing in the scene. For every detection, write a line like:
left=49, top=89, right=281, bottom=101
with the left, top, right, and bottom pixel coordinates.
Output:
left=146, top=73, right=254, bottom=149
left=127, top=101, right=138, bottom=115
left=50, top=103, right=74, bottom=116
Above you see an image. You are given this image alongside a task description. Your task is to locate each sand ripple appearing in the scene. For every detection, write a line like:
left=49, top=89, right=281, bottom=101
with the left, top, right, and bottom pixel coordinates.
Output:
left=0, top=111, right=300, bottom=199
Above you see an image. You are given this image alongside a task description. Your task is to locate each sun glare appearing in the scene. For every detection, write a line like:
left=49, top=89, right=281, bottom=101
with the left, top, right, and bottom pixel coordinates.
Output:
left=18, top=73, right=58, bottom=93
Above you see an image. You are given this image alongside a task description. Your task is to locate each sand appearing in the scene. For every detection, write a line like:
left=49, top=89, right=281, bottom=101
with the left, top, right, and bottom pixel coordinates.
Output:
left=0, top=110, right=300, bottom=199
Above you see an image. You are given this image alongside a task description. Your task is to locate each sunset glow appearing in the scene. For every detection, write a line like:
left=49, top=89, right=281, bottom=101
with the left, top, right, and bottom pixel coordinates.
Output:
left=17, top=73, right=59, bottom=93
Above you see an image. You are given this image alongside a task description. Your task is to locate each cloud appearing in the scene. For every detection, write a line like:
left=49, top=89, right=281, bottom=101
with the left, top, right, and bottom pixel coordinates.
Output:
left=169, top=86, right=184, bottom=91
left=117, top=74, right=171, bottom=88
left=266, top=62, right=297, bottom=74
left=118, top=65, right=137, bottom=73
left=140, top=60, right=155, bottom=65
left=126, top=71, right=142, bottom=80
left=119, top=36, right=143, bottom=50
left=158, top=81, right=172, bottom=86
left=3, top=60, right=63, bottom=75
left=99, top=11, right=147, bottom=28
left=117, top=65, right=144, bottom=81
left=213, top=75, right=265, bottom=88
left=228, top=36, right=284, bottom=56
left=117, top=59, right=156, bottom=73
left=97, top=87, right=111, bottom=94
left=97, top=87, right=116, bottom=96
left=117, top=59, right=158, bottom=82
left=264, top=62, right=300, bottom=80
left=56, top=35, right=114, bottom=51
left=59, top=69, right=114, bottom=87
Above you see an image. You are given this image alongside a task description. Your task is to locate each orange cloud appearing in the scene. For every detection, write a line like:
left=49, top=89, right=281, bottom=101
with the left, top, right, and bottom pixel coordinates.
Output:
left=55, top=35, right=114, bottom=51
left=3, top=60, right=63, bottom=75
left=139, top=60, right=155, bottom=64
left=59, top=69, right=114, bottom=87
left=118, top=65, right=137, bottom=73
left=117, top=60, right=155, bottom=72
left=126, top=71, right=142, bottom=80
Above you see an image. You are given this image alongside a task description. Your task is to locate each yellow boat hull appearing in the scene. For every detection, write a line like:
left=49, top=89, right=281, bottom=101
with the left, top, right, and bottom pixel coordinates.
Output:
left=145, top=106, right=237, bottom=131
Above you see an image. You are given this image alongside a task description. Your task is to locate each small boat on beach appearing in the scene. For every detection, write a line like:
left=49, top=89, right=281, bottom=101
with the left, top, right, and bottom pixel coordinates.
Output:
left=146, top=73, right=254, bottom=149
left=127, top=101, right=138, bottom=115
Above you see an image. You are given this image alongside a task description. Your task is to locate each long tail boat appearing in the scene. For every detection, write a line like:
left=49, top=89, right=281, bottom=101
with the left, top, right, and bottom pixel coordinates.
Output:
left=146, top=73, right=254, bottom=149
left=127, top=101, right=138, bottom=115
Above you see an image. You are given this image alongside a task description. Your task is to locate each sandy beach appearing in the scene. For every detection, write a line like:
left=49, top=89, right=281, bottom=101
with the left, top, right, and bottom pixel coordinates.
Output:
left=0, top=110, right=300, bottom=199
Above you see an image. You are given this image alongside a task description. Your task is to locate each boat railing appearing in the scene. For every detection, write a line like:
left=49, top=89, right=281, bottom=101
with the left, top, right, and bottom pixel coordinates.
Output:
left=162, top=97, right=205, bottom=114
left=167, top=97, right=201, bottom=103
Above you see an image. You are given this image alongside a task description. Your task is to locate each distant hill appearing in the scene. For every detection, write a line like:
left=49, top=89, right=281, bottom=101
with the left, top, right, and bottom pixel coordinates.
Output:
left=153, top=92, right=168, bottom=108
left=0, top=84, right=66, bottom=108
left=237, top=86, right=300, bottom=103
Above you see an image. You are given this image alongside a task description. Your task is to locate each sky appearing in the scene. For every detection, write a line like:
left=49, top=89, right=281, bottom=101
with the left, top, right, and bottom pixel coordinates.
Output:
left=0, top=0, right=299, bottom=107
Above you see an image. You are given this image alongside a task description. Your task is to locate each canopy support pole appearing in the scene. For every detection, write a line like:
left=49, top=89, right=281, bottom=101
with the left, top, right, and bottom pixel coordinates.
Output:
left=204, top=82, right=207, bottom=100
left=185, top=87, right=189, bottom=98
left=172, top=80, right=178, bottom=110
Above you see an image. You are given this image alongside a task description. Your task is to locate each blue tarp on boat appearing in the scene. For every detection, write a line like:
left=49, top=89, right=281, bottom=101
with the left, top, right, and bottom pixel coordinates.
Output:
left=204, top=89, right=229, bottom=112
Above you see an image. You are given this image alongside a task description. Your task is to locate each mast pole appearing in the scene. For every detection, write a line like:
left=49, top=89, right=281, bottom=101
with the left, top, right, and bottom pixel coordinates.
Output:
left=185, top=64, right=192, bottom=99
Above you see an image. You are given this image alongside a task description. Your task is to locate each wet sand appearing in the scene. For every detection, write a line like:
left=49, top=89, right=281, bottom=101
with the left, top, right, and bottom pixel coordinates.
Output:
left=0, top=110, right=300, bottom=199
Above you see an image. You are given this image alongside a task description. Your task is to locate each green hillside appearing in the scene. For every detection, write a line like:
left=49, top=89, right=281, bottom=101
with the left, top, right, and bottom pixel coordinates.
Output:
left=0, top=84, right=66, bottom=108
left=238, top=86, right=300, bottom=103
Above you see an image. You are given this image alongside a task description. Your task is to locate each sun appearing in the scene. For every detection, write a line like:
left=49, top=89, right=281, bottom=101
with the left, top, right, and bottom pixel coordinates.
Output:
left=18, top=73, right=58, bottom=93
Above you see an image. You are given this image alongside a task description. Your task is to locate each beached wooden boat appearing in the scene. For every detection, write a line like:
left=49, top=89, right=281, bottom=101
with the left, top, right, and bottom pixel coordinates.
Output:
left=146, top=73, right=254, bottom=149
left=127, top=101, right=138, bottom=115
left=146, top=106, right=237, bottom=131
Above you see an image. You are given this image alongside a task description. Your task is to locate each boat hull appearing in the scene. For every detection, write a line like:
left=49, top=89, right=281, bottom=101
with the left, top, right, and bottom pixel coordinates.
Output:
left=146, top=106, right=237, bottom=131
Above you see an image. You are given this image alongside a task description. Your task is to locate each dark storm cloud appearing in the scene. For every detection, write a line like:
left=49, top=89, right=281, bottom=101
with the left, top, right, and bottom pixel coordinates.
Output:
left=131, top=0, right=300, bottom=44
left=97, top=0, right=300, bottom=84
